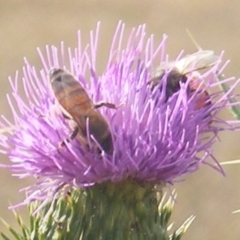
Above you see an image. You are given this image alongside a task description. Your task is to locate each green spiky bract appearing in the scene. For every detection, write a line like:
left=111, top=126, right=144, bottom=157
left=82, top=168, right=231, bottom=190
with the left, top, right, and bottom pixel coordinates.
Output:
left=217, top=74, right=240, bottom=119
left=1, top=181, right=194, bottom=240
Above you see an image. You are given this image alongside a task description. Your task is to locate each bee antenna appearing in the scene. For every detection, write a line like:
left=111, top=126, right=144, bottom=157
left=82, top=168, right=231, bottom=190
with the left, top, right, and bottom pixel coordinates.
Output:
left=186, top=28, right=202, bottom=51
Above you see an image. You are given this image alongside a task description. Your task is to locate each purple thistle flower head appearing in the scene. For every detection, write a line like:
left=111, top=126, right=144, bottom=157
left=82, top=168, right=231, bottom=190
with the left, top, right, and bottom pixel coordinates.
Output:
left=0, top=21, right=239, bottom=205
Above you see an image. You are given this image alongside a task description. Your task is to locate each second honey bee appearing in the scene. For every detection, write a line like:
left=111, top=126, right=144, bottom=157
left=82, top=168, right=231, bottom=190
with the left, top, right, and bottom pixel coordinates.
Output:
left=49, top=68, right=117, bottom=155
left=148, top=50, right=219, bottom=110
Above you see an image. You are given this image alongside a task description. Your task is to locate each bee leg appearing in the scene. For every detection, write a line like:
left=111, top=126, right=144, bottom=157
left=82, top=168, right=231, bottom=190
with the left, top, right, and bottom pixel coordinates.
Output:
left=62, top=112, right=72, bottom=120
left=69, top=126, right=79, bottom=140
left=94, top=102, right=121, bottom=109
left=58, top=126, right=79, bottom=148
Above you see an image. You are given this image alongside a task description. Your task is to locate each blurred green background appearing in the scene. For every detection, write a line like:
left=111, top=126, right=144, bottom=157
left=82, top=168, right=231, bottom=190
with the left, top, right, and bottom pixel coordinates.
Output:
left=0, top=0, right=240, bottom=239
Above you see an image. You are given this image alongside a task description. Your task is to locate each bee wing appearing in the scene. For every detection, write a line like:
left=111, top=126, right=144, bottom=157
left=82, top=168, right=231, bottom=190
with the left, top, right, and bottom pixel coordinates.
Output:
left=152, top=62, right=176, bottom=78
left=152, top=51, right=219, bottom=78
left=176, top=50, right=219, bottom=74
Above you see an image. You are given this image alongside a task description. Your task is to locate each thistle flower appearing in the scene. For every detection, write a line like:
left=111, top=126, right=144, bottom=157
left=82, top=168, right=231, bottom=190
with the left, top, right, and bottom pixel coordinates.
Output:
left=0, top=22, right=239, bottom=208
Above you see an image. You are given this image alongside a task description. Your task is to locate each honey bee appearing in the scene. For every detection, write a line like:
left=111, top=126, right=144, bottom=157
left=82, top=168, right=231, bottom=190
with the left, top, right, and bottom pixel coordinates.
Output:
left=49, top=68, right=117, bottom=155
left=148, top=51, right=219, bottom=110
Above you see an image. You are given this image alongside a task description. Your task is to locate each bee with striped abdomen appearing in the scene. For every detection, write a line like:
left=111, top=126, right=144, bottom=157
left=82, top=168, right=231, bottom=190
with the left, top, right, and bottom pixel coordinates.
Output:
left=49, top=68, right=117, bottom=155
